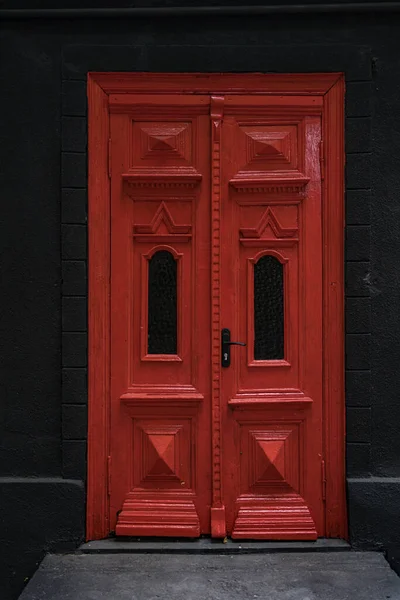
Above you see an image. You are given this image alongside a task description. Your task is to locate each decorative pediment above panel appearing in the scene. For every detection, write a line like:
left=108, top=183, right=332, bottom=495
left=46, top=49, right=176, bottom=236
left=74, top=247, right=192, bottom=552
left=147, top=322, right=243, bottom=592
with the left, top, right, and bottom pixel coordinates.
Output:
left=123, top=189, right=196, bottom=204
left=120, top=384, right=204, bottom=405
left=240, top=206, right=298, bottom=246
left=230, top=173, right=310, bottom=194
left=122, top=170, right=202, bottom=189
left=232, top=193, right=303, bottom=207
left=228, top=394, right=313, bottom=407
left=133, top=202, right=192, bottom=242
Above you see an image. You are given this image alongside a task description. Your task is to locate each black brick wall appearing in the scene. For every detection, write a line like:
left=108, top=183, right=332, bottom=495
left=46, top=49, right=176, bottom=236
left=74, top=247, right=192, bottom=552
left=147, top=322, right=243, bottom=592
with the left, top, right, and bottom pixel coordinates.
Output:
left=345, top=82, right=372, bottom=477
left=61, top=86, right=88, bottom=481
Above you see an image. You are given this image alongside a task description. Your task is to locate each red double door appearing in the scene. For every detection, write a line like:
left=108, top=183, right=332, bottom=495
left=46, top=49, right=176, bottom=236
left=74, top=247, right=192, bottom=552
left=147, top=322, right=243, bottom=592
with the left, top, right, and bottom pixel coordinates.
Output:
left=109, top=92, right=324, bottom=539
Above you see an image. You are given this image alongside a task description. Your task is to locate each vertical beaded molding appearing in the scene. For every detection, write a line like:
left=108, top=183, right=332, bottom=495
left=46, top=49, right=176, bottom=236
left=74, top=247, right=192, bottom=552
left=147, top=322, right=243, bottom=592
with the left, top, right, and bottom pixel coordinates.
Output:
left=210, top=95, right=226, bottom=538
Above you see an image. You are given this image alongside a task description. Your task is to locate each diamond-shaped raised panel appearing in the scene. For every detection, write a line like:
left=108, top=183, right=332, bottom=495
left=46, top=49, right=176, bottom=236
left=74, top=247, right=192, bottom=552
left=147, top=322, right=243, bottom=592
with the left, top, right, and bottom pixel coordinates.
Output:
left=147, top=433, right=176, bottom=476
left=136, top=122, right=192, bottom=166
left=133, top=419, right=193, bottom=490
left=230, top=123, right=309, bottom=193
left=241, top=125, right=297, bottom=171
left=252, top=433, right=287, bottom=486
left=256, top=438, right=285, bottom=483
left=141, top=425, right=182, bottom=484
left=126, top=121, right=202, bottom=188
left=243, top=424, right=300, bottom=494
left=149, top=135, right=177, bottom=152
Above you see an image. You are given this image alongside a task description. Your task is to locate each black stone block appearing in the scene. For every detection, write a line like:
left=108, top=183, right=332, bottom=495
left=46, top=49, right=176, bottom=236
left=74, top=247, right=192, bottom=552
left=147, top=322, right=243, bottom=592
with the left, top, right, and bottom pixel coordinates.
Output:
left=346, top=407, right=371, bottom=443
left=346, top=370, right=371, bottom=407
left=62, top=117, right=87, bottom=153
left=346, top=154, right=371, bottom=189
left=62, top=369, right=88, bottom=405
left=145, top=44, right=371, bottom=81
left=348, top=478, right=400, bottom=548
left=62, top=441, right=87, bottom=480
left=345, top=118, right=371, bottom=154
left=62, top=297, right=87, bottom=332
left=62, top=333, right=87, bottom=368
left=346, top=226, right=371, bottom=262
left=62, top=43, right=371, bottom=81
left=61, top=153, right=87, bottom=188
left=346, top=190, right=371, bottom=226
left=346, top=298, right=371, bottom=334
left=345, top=262, right=370, bottom=297
left=346, top=334, right=371, bottom=370
left=62, top=80, right=87, bottom=116
left=62, top=405, right=88, bottom=440
left=62, top=188, right=87, bottom=224
left=345, top=82, right=372, bottom=118
left=62, top=225, right=87, bottom=260
left=346, top=444, right=371, bottom=477
left=62, top=44, right=144, bottom=79
left=62, top=261, right=87, bottom=296
left=0, top=434, right=60, bottom=477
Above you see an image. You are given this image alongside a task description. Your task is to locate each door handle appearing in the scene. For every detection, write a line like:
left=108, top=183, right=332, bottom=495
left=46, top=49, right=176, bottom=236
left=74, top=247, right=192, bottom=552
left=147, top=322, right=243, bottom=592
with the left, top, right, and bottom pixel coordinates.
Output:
left=221, top=328, right=246, bottom=368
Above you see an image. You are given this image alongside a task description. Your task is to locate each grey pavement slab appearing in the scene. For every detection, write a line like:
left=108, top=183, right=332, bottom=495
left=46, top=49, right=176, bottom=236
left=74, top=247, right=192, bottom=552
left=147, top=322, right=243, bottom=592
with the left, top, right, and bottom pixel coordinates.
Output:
left=19, top=551, right=400, bottom=600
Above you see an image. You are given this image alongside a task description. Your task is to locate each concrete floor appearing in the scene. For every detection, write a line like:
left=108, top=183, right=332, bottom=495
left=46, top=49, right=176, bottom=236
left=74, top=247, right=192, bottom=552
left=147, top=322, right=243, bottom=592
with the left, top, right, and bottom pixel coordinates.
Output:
left=19, top=552, right=400, bottom=600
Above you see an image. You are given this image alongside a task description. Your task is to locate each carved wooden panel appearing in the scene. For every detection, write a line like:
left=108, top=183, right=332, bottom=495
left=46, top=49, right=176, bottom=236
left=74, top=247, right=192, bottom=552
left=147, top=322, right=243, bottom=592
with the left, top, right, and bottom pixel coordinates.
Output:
left=241, top=422, right=301, bottom=494
left=136, top=121, right=192, bottom=165
left=123, top=115, right=202, bottom=188
left=230, top=413, right=317, bottom=539
left=240, top=206, right=298, bottom=246
left=133, top=418, right=194, bottom=490
left=228, top=121, right=309, bottom=193
left=133, top=201, right=192, bottom=243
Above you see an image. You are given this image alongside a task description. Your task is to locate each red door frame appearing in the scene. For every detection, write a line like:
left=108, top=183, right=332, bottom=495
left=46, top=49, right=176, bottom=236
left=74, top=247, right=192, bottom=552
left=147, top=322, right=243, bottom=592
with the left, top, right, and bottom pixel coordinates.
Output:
left=86, top=72, right=346, bottom=541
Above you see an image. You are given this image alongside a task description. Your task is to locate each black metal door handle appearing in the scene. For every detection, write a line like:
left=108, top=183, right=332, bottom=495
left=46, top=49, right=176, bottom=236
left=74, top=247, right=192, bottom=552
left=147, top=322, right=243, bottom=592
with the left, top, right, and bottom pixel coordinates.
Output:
left=221, top=328, right=246, bottom=367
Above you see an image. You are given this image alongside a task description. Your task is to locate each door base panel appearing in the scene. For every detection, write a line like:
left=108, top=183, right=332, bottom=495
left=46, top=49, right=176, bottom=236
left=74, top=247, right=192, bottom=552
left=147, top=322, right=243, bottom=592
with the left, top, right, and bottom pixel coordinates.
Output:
left=232, top=497, right=317, bottom=540
left=116, top=497, right=200, bottom=537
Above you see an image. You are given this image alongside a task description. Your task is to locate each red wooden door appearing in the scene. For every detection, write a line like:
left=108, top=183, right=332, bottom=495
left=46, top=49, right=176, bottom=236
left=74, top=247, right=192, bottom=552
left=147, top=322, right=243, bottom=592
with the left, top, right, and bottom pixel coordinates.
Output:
left=220, top=96, right=323, bottom=538
left=108, top=90, right=325, bottom=539
left=109, top=95, right=212, bottom=536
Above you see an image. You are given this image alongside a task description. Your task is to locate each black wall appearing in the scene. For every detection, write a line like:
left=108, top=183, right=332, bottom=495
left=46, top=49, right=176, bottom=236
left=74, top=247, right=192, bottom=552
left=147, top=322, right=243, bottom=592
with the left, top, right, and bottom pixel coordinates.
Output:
left=1, top=4, right=400, bottom=599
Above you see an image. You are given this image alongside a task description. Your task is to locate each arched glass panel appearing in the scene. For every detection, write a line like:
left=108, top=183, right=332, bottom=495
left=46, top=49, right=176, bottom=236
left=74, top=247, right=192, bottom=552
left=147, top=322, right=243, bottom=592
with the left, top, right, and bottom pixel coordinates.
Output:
left=254, top=255, right=284, bottom=360
left=148, top=250, right=177, bottom=355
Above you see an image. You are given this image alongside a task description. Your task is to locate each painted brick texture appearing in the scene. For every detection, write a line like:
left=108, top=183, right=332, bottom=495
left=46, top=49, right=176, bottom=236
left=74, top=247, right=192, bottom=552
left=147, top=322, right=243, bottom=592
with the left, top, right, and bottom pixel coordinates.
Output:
left=345, top=83, right=372, bottom=477
left=61, top=86, right=88, bottom=479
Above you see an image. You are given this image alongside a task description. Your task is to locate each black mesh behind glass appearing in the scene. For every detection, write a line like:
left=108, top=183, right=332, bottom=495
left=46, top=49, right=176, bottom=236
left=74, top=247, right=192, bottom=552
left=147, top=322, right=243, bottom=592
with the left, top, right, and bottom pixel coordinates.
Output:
left=148, top=250, right=177, bottom=355
left=254, top=255, right=284, bottom=360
